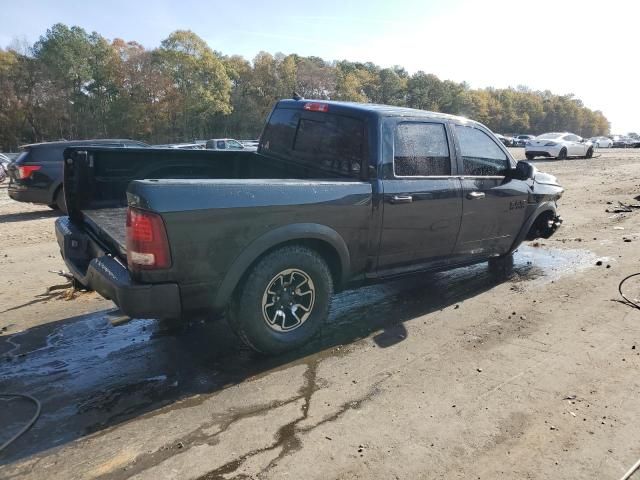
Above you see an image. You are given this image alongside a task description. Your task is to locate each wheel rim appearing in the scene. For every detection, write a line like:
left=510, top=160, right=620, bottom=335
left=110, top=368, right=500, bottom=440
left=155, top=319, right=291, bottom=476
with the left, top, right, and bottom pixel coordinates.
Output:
left=261, top=269, right=316, bottom=332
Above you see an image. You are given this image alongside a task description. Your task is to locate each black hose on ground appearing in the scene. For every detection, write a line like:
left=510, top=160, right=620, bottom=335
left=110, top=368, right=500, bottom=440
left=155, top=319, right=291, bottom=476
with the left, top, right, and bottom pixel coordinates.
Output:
left=618, top=273, right=640, bottom=310
left=0, top=393, right=41, bottom=454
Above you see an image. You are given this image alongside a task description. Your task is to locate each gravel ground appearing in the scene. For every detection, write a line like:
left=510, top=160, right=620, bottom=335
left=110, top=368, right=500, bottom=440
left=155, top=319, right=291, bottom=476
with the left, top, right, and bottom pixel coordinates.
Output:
left=1, top=148, right=640, bottom=479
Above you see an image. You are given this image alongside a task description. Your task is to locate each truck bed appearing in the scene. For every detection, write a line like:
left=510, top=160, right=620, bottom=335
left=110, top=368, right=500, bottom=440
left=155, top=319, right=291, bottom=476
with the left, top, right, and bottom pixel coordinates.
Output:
left=83, top=207, right=127, bottom=258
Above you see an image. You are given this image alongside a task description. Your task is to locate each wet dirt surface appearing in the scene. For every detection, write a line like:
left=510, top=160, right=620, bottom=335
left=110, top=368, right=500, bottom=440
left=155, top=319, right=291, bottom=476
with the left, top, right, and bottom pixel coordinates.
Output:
left=0, top=245, right=594, bottom=464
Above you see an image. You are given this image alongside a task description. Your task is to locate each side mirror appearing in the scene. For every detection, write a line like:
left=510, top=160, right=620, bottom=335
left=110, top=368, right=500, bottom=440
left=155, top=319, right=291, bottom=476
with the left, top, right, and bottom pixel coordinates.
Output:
left=508, top=160, right=535, bottom=180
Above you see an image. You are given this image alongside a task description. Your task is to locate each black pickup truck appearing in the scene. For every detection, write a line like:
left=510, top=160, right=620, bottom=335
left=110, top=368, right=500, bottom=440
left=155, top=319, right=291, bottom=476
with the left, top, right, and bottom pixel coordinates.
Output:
left=56, top=99, right=563, bottom=354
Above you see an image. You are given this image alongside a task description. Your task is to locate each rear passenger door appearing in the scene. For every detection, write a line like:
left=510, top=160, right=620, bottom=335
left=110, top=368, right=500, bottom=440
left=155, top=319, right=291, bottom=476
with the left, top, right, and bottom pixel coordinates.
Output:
left=453, top=125, right=529, bottom=257
left=378, top=121, right=462, bottom=270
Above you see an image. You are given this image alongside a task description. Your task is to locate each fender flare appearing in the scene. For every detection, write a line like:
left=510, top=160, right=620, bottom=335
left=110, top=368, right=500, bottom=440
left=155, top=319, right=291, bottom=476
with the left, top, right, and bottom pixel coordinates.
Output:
left=213, top=223, right=351, bottom=309
left=508, top=202, right=557, bottom=253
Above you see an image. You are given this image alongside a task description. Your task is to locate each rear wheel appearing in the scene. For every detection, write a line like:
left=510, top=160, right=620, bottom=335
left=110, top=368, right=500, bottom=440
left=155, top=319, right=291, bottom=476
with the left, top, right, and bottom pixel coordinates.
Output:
left=55, top=187, right=67, bottom=214
left=557, top=148, right=567, bottom=160
left=227, top=245, right=333, bottom=354
left=525, top=153, right=535, bottom=160
left=585, top=147, right=593, bottom=159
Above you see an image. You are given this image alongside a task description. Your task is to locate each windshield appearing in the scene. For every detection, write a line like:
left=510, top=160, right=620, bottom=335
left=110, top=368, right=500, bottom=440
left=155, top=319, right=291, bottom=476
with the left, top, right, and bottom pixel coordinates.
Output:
left=537, top=133, right=563, bottom=140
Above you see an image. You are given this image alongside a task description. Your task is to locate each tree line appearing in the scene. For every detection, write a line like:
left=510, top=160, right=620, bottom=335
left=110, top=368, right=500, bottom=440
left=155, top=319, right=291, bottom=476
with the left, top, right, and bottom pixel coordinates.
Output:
left=0, top=23, right=611, bottom=150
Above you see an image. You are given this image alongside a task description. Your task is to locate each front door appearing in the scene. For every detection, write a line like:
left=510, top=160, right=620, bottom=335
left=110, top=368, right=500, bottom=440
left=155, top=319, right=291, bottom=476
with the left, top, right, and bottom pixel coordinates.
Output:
left=452, top=125, right=530, bottom=257
left=378, top=121, right=462, bottom=270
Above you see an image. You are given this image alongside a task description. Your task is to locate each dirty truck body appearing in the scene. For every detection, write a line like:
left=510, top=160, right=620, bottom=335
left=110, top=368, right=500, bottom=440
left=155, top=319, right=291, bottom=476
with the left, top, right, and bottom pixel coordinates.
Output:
left=56, top=100, right=563, bottom=353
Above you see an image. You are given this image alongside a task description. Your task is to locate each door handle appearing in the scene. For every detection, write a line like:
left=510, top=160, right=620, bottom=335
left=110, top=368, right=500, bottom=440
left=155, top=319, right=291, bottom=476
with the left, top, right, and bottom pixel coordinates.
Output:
left=467, top=191, right=485, bottom=200
left=390, top=195, right=413, bottom=204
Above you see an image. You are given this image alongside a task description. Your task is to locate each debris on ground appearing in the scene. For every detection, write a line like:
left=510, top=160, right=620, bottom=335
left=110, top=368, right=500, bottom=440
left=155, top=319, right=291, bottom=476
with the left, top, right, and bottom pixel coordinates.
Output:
left=606, top=201, right=640, bottom=213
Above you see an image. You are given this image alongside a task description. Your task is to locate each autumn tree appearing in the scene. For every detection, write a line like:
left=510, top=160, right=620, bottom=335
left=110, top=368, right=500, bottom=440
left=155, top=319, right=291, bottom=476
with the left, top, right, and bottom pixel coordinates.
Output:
left=0, top=23, right=613, bottom=150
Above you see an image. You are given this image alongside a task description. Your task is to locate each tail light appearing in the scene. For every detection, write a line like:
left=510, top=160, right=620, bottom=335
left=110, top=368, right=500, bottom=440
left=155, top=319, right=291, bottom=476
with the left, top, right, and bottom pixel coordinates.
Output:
left=17, top=165, right=41, bottom=179
left=126, top=207, right=171, bottom=270
left=303, top=102, right=329, bottom=112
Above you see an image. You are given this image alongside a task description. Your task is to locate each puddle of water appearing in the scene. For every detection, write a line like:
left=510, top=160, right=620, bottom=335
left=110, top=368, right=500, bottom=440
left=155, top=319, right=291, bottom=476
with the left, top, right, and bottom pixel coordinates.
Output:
left=0, top=244, right=594, bottom=463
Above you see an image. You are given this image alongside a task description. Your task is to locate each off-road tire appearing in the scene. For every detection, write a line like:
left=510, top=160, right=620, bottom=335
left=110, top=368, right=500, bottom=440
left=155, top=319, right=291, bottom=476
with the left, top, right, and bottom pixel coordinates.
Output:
left=228, top=245, right=333, bottom=354
left=488, top=253, right=514, bottom=279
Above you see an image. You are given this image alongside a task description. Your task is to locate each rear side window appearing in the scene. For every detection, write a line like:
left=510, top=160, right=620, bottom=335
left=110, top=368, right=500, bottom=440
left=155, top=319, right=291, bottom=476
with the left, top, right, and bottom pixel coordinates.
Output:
left=262, top=107, right=364, bottom=178
left=261, top=108, right=299, bottom=157
left=293, top=115, right=363, bottom=176
left=36, top=146, right=66, bottom=162
left=394, top=123, right=450, bottom=176
left=455, top=126, right=509, bottom=176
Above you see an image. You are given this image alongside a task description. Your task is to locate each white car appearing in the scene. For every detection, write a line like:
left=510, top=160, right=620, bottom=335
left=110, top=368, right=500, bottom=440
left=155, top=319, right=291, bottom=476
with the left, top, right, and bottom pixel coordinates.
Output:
left=589, top=136, right=613, bottom=148
left=525, top=132, right=593, bottom=160
left=205, top=138, right=257, bottom=152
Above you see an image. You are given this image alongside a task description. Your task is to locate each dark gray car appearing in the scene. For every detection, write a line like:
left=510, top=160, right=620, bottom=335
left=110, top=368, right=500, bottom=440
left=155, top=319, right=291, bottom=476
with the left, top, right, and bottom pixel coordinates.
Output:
left=7, top=139, right=148, bottom=212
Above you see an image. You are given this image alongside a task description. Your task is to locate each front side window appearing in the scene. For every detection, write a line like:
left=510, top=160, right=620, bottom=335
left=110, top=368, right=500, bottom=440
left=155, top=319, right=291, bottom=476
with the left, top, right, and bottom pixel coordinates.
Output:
left=394, top=123, right=450, bottom=176
left=455, top=126, right=509, bottom=176
left=228, top=140, right=243, bottom=149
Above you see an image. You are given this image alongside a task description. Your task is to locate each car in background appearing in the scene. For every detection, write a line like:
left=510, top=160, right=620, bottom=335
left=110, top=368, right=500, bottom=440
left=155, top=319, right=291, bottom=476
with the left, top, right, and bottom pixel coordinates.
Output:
left=513, top=134, right=536, bottom=147
left=525, top=132, right=593, bottom=160
left=152, top=143, right=205, bottom=149
left=0, top=153, right=10, bottom=183
left=589, top=136, right=613, bottom=148
left=7, top=139, right=148, bottom=213
left=611, top=136, right=633, bottom=148
left=240, top=139, right=259, bottom=149
left=495, top=134, right=514, bottom=147
left=205, top=138, right=258, bottom=152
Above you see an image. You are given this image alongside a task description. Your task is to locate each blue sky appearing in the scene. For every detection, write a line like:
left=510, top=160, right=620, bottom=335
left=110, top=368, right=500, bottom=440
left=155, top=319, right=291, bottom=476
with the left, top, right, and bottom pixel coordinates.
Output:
left=1, top=0, right=637, bottom=133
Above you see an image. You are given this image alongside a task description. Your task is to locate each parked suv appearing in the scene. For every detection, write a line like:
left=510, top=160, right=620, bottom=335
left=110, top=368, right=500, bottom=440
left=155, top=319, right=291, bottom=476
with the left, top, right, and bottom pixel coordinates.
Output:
left=7, top=139, right=148, bottom=212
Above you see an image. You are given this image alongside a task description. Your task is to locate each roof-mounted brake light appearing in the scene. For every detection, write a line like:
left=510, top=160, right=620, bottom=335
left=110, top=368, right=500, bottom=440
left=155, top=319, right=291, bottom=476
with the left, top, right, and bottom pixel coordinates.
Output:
left=303, top=102, right=329, bottom=112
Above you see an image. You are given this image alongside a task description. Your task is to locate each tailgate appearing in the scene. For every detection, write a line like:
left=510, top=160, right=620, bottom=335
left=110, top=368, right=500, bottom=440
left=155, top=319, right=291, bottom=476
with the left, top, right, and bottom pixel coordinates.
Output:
left=82, top=207, right=128, bottom=259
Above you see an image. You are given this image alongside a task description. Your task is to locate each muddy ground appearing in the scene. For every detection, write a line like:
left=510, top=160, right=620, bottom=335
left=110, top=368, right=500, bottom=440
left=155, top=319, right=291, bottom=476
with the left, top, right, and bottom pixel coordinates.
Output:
left=1, top=148, right=639, bottom=479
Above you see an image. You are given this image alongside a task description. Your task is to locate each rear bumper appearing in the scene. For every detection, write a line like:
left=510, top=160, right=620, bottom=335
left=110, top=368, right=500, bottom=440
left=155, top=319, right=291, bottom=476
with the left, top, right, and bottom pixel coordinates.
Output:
left=8, top=183, right=53, bottom=204
left=55, top=216, right=181, bottom=319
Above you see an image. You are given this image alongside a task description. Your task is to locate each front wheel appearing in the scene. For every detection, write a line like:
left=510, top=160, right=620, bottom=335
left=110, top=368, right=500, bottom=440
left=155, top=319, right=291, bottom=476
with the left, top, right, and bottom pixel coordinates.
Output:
left=557, top=148, right=567, bottom=160
left=525, top=153, right=535, bottom=160
left=227, top=245, right=333, bottom=354
left=585, top=147, right=593, bottom=159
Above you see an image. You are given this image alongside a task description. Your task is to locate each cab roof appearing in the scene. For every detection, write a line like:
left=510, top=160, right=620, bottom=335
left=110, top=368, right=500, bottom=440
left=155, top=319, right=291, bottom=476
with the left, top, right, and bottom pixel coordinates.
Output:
left=276, top=99, right=480, bottom=126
